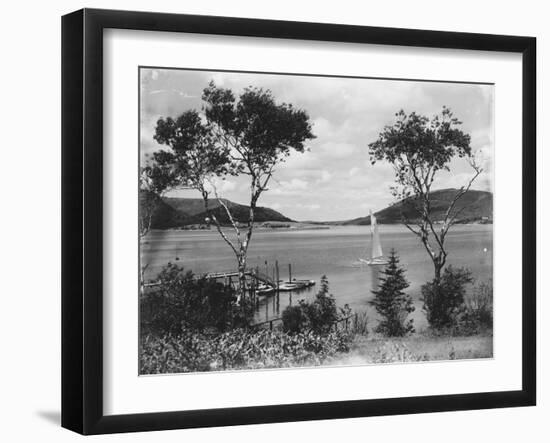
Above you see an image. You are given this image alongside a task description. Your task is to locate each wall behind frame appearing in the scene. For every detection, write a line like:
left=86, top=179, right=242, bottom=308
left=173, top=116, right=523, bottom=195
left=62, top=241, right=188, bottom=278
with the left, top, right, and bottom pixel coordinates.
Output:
left=0, top=1, right=545, bottom=442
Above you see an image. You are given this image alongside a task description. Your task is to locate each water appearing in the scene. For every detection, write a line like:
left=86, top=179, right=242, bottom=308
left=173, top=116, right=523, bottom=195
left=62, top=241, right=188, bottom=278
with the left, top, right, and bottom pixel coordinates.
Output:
left=141, top=225, right=493, bottom=330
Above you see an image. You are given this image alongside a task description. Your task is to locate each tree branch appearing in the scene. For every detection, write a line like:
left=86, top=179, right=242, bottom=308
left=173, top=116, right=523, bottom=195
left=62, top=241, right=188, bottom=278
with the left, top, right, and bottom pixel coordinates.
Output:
left=200, top=185, right=240, bottom=257
left=208, top=178, right=242, bottom=241
left=403, top=220, right=422, bottom=238
left=442, top=158, right=482, bottom=233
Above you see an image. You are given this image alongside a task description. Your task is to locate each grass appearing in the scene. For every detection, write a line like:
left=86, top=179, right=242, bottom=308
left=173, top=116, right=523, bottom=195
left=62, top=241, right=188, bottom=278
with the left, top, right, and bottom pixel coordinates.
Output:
left=140, top=328, right=354, bottom=374
left=331, top=333, right=493, bottom=366
left=139, top=328, right=493, bottom=373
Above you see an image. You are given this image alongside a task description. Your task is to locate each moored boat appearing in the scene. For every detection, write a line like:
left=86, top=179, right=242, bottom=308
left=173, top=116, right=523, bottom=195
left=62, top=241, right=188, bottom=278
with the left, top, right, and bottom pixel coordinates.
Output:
left=359, top=210, right=389, bottom=266
left=278, top=282, right=302, bottom=291
left=256, top=283, right=276, bottom=295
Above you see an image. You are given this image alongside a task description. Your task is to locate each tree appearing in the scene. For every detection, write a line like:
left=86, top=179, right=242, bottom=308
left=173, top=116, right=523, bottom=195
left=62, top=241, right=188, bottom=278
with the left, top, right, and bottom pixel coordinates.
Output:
left=154, top=82, right=315, bottom=301
left=369, top=249, right=414, bottom=337
left=139, top=158, right=178, bottom=238
left=139, top=159, right=179, bottom=294
left=301, top=275, right=339, bottom=334
left=368, top=107, right=481, bottom=283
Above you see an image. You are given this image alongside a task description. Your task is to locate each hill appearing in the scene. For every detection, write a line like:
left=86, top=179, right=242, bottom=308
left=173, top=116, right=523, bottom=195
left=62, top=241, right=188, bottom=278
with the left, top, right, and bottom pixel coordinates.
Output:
left=140, top=191, right=189, bottom=230
left=342, top=189, right=492, bottom=225
left=148, top=196, right=293, bottom=229
left=162, top=198, right=208, bottom=216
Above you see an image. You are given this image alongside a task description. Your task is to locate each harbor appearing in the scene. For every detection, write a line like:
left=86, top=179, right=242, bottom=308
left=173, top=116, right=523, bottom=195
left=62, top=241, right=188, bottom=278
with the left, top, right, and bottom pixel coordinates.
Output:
left=141, top=223, right=493, bottom=329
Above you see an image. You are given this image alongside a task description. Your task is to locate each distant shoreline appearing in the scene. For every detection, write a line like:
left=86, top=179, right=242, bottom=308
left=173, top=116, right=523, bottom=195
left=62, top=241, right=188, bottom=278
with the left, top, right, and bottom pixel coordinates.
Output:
left=153, top=219, right=492, bottom=234
left=148, top=189, right=492, bottom=231
left=164, top=221, right=332, bottom=232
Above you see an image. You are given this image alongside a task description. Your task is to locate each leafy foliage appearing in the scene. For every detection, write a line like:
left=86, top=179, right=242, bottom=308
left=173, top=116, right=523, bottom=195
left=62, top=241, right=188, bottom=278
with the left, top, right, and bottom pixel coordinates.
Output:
left=368, top=107, right=480, bottom=284
left=153, top=110, right=231, bottom=196
left=282, top=276, right=340, bottom=334
left=281, top=305, right=307, bottom=334
left=151, top=83, right=315, bottom=300
left=202, top=81, right=315, bottom=179
left=140, top=328, right=353, bottom=374
left=421, top=266, right=473, bottom=330
left=139, top=161, right=179, bottom=237
left=369, top=250, right=415, bottom=337
left=140, top=263, right=244, bottom=335
left=369, top=108, right=472, bottom=183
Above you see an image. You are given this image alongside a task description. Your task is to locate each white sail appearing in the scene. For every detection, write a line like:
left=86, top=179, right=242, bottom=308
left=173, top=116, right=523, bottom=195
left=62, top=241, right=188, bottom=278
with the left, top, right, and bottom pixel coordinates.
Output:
left=370, top=210, right=383, bottom=259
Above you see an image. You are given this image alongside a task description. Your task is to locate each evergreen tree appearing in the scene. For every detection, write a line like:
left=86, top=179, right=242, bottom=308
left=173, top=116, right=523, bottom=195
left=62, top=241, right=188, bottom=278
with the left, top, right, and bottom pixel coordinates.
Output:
left=369, top=249, right=415, bottom=336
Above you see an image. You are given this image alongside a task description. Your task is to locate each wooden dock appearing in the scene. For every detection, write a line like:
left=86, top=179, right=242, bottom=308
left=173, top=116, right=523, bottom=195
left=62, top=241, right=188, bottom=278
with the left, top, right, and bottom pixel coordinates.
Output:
left=143, top=261, right=315, bottom=318
left=206, top=270, right=277, bottom=287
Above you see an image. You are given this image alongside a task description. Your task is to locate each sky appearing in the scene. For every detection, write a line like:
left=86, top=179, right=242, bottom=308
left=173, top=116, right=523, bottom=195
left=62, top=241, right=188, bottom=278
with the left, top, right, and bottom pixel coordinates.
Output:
left=140, top=68, right=494, bottom=222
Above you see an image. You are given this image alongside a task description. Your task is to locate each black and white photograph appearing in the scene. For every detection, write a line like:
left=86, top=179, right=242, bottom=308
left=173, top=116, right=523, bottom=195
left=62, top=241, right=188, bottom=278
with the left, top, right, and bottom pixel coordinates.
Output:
left=138, top=68, right=494, bottom=374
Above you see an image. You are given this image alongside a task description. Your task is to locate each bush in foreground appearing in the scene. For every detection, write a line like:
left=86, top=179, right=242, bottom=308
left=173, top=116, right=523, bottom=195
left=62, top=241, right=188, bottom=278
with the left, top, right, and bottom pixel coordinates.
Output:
left=140, top=263, right=249, bottom=335
left=350, top=311, right=370, bottom=336
left=282, top=275, right=340, bottom=334
left=421, top=266, right=473, bottom=331
left=281, top=305, right=307, bottom=334
left=140, top=328, right=353, bottom=374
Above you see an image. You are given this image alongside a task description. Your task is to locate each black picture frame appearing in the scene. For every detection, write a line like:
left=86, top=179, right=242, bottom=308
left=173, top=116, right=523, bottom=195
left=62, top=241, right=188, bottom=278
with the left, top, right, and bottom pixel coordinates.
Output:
left=61, top=8, right=536, bottom=435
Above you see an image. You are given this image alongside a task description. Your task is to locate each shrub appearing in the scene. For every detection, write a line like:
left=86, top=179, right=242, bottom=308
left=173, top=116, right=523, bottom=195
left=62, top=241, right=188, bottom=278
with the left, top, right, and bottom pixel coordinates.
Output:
left=282, top=305, right=306, bottom=334
left=369, top=249, right=415, bottom=337
left=459, top=279, right=493, bottom=335
left=302, top=275, right=339, bottom=334
left=140, top=263, right=240, bottom=335
left=421, top=266, right=473, bottom=331
left=282, top=275, right=339, bottom=334
left=139, top=328, right=354, bottom=374
left=350, top=311, right=370, bottom=336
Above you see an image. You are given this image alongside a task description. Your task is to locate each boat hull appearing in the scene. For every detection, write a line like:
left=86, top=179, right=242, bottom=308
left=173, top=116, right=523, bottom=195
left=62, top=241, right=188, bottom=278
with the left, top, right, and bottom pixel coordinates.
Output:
left=359, top=257, right=389, bottom=266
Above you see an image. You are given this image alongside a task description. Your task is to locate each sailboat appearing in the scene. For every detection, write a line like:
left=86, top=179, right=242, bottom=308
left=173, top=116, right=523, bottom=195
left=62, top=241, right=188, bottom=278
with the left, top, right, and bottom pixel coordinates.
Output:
left=359, top=210, right=389, bottom=266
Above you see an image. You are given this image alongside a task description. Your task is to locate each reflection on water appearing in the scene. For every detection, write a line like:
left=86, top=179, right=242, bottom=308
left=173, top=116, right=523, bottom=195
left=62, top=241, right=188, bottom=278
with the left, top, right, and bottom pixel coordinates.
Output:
left=370, top=266, right=381, bottom=293
left=142, top=225, right=493, bottom=330
left=253, top=265, right=382, bottom=324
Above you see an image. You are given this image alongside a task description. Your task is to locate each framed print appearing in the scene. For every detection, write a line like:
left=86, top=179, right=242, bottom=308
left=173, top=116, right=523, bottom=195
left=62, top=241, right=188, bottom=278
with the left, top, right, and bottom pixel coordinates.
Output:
left=61, top=8, right=536, bottom=435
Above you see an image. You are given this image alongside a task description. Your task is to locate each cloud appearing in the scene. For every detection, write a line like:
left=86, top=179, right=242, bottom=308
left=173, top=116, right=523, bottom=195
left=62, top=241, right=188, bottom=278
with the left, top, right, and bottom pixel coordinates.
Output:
left=318, top=142, right=356, bottom=159
left=432, top=169, right=491, bottom=192
left=202, top=178, right=238, bottom=196
left=140, top=68, right=494, bottom=221
left=299, top=203, right=321, bottom=210
left=317, top=170, right=332, bottom=183
left=216, top=179, right=237, bottom=193
left=312, top=117, right=336, bottom=139
left=271, top=178, right=309, bottom=196
left=149, top=89, right=197, bottom=99
left=281, top=149, right=320, bottom=171
left=349, top=167, right=360, bottom=177
left=475, top=144, right=494, bottom=172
